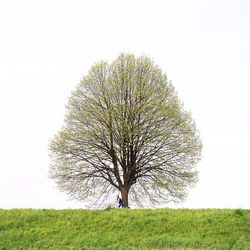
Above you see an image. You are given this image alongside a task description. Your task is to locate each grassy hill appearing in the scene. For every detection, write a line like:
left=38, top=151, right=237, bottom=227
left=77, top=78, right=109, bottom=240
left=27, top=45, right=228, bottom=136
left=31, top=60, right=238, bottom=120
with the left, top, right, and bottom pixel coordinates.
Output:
left=0, top=208, right=249, bottom=249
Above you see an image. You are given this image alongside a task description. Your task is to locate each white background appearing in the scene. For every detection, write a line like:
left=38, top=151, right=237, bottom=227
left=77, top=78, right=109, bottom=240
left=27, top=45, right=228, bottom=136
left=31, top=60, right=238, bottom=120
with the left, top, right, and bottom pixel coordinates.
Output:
left=0, top=0, right=249, bottom=209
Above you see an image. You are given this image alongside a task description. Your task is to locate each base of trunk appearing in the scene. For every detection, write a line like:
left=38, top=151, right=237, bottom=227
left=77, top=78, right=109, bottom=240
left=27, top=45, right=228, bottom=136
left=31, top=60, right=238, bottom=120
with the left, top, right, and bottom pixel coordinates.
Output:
left=121, top=188, right=129, bottom=208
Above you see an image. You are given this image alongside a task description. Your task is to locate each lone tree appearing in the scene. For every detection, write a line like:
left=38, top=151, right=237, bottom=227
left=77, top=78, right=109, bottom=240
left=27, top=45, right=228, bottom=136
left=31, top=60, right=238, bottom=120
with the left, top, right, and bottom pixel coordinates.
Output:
left=49, top=53, right=202, bottom=208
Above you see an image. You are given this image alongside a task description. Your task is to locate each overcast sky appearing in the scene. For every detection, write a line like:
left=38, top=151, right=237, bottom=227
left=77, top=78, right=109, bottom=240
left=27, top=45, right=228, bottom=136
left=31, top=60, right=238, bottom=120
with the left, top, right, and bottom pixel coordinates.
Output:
left=0, top=0, right=249, bottom=209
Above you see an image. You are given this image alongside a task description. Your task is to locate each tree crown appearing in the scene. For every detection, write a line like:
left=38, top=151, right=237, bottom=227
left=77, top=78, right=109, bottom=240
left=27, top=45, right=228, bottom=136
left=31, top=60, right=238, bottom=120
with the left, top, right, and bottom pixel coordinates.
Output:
left=49, top=53, right=202, bottom=208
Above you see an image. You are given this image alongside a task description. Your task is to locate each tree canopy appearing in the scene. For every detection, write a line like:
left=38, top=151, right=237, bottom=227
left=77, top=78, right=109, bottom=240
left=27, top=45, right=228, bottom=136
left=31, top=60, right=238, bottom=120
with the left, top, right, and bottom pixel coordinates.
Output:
left=49, top=53, right=202, bottom=208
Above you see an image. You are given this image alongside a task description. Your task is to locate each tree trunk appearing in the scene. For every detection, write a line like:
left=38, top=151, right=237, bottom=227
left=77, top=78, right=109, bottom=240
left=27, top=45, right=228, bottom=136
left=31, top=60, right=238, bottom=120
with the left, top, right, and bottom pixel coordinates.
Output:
left=121, top=187, right=129, bottom=208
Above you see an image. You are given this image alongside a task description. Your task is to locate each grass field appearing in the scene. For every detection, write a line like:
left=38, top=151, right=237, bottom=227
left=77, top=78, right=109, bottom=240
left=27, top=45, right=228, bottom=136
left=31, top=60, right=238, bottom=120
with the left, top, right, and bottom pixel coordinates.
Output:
left=0, top=208, right=249, bottom=249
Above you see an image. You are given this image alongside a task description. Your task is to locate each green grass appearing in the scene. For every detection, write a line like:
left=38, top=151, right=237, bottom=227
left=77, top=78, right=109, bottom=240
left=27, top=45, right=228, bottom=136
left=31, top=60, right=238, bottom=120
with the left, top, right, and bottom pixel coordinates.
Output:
left=0, top=208, right=249, bottom=249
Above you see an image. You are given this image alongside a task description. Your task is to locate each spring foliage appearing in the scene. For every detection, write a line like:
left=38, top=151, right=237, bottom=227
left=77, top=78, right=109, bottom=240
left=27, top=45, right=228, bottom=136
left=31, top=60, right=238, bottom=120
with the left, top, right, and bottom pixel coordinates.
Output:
left=49, top=53, right=202, bottom=207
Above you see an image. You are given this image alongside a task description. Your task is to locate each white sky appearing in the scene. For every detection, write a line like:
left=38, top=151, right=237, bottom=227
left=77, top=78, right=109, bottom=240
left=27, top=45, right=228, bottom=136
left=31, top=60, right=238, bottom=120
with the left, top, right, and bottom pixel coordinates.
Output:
left=0, top=0, right=249, bottom=209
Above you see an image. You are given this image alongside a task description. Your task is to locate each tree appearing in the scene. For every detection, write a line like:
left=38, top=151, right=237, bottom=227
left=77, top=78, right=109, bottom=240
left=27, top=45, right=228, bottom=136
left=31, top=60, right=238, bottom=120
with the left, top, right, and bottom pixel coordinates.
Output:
left=49, top=53, right=202, bottom=208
